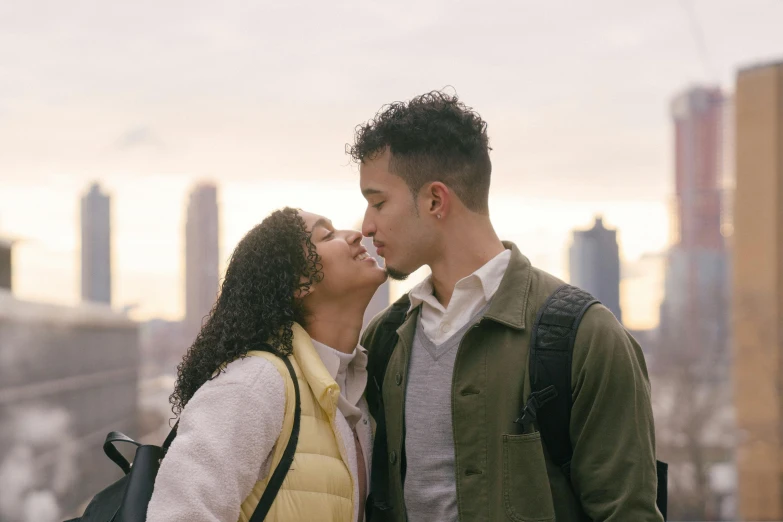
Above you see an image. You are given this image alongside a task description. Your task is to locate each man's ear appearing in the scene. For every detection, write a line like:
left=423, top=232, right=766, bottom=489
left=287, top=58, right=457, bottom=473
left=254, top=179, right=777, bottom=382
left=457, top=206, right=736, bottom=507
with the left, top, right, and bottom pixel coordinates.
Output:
left=427, top=181, right=450, bottom=219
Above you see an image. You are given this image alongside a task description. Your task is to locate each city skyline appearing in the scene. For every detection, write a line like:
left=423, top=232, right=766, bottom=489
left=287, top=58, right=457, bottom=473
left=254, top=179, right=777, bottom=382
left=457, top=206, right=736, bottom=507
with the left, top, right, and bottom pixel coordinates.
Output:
left=3, top=1, right=783, bottom=332
left=3, top=3, right=783, bottom=520
left=0, top=180, right=669, bottom=330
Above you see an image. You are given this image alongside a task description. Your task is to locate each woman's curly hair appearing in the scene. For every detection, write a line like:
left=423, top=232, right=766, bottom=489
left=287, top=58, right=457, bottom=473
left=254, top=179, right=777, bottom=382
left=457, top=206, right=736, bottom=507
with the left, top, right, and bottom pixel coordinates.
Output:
left=169, top=207, right=322, bottom=417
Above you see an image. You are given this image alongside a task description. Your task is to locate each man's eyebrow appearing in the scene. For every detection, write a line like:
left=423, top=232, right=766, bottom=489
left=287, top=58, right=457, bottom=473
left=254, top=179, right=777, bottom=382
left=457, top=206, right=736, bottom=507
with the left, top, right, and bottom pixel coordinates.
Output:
left=361, top=188, right=383, bottom=198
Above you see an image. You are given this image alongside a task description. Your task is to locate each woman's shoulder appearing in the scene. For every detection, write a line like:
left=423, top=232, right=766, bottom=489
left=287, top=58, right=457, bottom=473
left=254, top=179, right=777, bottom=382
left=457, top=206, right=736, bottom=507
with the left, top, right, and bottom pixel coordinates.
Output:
left=209, top=354, right=287, bottom=394
left=182, top=354, right=287, bottom=423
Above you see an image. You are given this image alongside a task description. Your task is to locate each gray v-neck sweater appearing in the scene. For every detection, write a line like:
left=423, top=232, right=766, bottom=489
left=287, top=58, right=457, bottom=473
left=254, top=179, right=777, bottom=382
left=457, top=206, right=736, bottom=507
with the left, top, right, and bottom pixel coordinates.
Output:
left=403, top=301, right=492, bottom=522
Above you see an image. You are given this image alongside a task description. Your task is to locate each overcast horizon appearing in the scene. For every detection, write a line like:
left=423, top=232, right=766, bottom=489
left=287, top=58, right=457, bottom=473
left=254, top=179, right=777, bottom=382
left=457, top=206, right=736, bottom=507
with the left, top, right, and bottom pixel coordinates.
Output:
left=2, top=0, right=782, bottom=329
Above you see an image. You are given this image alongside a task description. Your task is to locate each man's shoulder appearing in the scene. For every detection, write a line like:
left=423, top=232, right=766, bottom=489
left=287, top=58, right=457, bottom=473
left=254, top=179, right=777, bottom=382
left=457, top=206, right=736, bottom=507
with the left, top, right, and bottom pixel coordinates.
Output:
left=499, top=242, right=567, bottom=309
left=524, top=264, right=625, bottom=342
left=520, top=265, right=635, bottom=382
left=574, top=302, right=632, bottom=356
left=530, top=264, right=568, bottom=293
left=525, top=264, right=569, bottom=313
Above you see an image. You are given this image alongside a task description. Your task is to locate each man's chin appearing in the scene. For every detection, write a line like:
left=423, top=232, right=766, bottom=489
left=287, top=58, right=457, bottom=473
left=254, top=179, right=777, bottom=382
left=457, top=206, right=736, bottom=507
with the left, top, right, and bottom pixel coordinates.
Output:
left=385, top=266, right=410, bottom=281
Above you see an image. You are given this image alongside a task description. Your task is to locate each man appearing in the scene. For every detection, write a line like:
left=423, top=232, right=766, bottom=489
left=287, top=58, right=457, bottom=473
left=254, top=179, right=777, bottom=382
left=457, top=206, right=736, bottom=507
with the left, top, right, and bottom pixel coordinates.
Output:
left=348, top=91, right=663, bottom=522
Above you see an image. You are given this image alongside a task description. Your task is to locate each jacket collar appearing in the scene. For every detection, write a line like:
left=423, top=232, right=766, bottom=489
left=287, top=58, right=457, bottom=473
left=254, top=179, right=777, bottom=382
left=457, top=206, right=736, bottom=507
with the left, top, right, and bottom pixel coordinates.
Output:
left=397, top=241, right=531, bottom=342
left=290, top=322, right=340, bottom=417
left=407, top=249, right=511, bottom=313
left=482, top=241, right=532, bottom=330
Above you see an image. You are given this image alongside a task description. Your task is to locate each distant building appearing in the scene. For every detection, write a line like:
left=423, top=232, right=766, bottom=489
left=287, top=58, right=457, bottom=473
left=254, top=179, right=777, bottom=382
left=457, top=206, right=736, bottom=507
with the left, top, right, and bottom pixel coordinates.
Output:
left=80, top=183, right=112, bottom=305
left=569, top=216, right=622, bottom=322
left=0, top=290, right=139, bottom=520
left=732, top=59, right=783, bottom=521
left=184, top=183, right=220, bottom=342
left=659, top=86, right=730, bottom=365
left=658, top=246, right=730, bottom=360
left=139, top=319, right=187, bottom=378
left=671, top=87, right=725, bottom=251
left=362, top=235, right=391, bottom=330
left=0, top=236, right=12, bottom=291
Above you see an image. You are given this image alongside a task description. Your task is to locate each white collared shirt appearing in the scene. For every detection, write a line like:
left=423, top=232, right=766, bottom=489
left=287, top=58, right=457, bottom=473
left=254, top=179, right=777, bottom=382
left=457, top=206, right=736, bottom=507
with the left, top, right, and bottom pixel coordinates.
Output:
left=310, top=340, right=368, bottom=428
left=409, top=248, right=511, bottom=345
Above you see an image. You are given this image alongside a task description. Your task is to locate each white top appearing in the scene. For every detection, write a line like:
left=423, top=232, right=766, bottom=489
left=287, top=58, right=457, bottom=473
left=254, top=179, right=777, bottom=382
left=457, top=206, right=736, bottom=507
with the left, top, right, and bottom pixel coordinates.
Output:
left=146, top=341, right=372, bottom=522
left=311, top=340, right=368, bottom=428
left=408, top=249, right=511, bottom=344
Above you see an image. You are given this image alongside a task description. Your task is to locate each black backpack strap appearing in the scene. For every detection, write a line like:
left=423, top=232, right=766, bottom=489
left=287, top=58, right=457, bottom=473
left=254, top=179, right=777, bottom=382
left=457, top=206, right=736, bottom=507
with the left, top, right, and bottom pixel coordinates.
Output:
left=516, top=284, right=599, bottom=478
left=657, top=459, right=668, bottom=520
left=365, top=293, right=411, bottom=517
left=518, top=284, right=668, bottom=519
left=103, top=422, right=178, bottom=475
left=102, top=431, right=142, bottom=475
left=249, top=355, right=302, bottom=521
left=162, top=422, right=178, bottom=450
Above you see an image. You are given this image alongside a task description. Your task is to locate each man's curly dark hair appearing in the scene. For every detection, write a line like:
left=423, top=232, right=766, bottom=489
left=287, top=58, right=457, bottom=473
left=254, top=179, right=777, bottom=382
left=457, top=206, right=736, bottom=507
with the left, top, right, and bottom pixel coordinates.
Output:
left=347, top=90, right=492, bottom=213
left=169, top=207, right=322, bottom=417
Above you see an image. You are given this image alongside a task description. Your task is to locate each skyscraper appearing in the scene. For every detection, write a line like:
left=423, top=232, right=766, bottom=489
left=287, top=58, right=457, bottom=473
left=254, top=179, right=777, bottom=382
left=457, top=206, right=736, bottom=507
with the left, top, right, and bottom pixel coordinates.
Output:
left=672, top=87, right=725, bottom=250
left=732, top=60, right=783, bottom=521
left=659, top=86, right=730, bottom=363
left=568, top=216, right=622, bottom=322
left=0, top=236, right=12, bottom=291
left=184, top=182, right=220, bottom=340
left=80, top=182, right=111, bottom=304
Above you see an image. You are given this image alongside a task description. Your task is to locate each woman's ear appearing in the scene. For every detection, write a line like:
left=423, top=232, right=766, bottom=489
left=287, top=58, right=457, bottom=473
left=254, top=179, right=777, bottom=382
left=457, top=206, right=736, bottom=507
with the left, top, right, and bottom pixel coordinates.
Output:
left=294, top=277, right=315, bottom=299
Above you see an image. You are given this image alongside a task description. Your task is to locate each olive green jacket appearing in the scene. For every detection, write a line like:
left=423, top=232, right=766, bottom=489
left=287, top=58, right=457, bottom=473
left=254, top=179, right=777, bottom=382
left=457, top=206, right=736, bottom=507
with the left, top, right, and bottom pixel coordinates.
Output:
left=361, top=242, right=663, bottom=522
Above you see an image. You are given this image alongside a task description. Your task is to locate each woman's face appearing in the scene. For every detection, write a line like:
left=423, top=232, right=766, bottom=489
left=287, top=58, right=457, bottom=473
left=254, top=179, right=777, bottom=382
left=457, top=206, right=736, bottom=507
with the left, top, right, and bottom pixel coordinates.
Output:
left=299, top=210, right=387, bottom=300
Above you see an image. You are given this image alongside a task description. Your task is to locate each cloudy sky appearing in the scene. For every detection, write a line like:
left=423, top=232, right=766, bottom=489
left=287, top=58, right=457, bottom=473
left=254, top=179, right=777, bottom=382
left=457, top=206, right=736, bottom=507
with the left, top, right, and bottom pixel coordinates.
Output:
left=1, top=0, right=782, bottom=329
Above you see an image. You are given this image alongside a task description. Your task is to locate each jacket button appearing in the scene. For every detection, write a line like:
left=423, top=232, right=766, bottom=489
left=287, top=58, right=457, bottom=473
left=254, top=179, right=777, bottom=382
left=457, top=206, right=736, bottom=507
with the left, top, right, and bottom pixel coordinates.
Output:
left=389, top=451, right=397, bottom=464
left=395, top=373, right=402, bottom=386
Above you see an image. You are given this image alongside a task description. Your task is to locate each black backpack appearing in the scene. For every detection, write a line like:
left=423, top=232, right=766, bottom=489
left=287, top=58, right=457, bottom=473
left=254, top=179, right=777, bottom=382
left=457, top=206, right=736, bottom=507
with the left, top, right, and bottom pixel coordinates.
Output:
left=66, top=355, right=301, bottom=522
left=366, top=283, right=667, bottom=521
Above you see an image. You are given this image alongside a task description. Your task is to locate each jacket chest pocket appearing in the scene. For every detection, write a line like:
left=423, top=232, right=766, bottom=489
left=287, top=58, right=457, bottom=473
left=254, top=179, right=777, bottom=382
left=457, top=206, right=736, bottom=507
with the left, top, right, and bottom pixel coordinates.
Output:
left=502, top=432, right=556, bottom=522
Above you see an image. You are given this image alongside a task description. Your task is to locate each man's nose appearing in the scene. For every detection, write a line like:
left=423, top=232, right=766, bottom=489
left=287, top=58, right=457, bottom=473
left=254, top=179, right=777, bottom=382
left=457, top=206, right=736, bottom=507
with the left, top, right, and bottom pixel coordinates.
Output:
left=362, top=212, right=375, bottom=238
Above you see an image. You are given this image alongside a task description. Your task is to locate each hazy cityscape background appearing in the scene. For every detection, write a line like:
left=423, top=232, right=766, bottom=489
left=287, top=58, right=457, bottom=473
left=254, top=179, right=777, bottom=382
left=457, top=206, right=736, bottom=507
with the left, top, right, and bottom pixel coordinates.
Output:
left=2, top=1, right=783, bottom=520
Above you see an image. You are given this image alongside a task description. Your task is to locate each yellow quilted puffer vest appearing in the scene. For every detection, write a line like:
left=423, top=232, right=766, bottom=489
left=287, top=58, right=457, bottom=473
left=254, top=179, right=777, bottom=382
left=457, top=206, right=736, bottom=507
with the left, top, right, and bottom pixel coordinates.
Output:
left=237, top=323, right=354, bottom=522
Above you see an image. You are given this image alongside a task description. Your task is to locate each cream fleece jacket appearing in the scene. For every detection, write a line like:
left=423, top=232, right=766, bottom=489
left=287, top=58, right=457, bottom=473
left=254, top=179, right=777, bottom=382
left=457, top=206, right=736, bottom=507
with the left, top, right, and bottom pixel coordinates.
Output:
left=146, top=354, right=372, bottom=522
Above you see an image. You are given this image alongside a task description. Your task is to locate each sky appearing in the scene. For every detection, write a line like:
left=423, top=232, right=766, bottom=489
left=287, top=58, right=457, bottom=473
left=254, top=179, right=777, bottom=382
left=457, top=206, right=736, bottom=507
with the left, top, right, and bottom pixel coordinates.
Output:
left=1, top=0, right=782, bottom=329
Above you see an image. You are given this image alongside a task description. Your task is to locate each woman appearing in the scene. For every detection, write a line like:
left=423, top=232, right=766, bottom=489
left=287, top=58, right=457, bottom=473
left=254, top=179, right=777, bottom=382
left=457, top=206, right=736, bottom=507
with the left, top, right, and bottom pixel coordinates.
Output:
left=146, top=207, right=387, bottom=522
